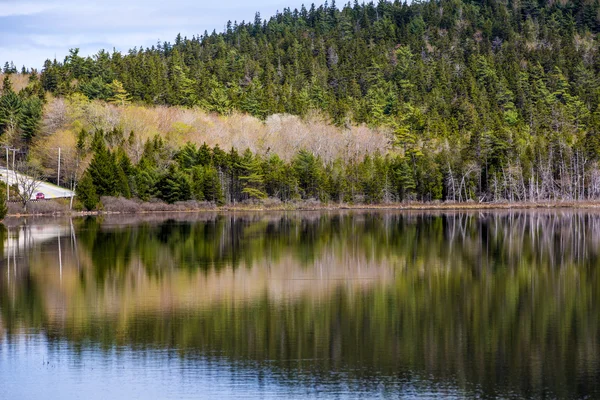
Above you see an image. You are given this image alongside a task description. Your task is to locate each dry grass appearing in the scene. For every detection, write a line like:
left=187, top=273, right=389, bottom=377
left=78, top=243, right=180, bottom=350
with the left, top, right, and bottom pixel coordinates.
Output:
left=7, top=199, right=70, bottom=215
left=8, top=198, right=600, bottom=217
left=100, top=196, right=217, bottom=213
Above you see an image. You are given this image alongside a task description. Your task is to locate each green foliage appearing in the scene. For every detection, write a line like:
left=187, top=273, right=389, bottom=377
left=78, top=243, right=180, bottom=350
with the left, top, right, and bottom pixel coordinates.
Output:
left=358, top=155, right=386, bottom=203
left=238, top=149, right=267, bottom=200
left=20, top=97, right=43, bottom=142
left=157, top=165, right=192, bottom=204
left=177, top=143, right=201, bottom=170
left=0, top=76, right=45, bottom=142
left=135, top=160, right=159, bottom=201
left=115, top=148, right=133, bottom=199
left=80, top=77, right=112, bottom=100
left=107, top=80, right=131, bottom=106
left=0, top=186, right=7, bottom=220
left=34, top=0, right=600, bottom=203
left=263, top=154, right=297, bottom=201
left=87, top=134, right=132, bottom=198
left=293, top=150, right=325, bottom=200
left=88, top=138, right=118, bottom=196
left=76, top=172, right=99, bottom=210
left=33, top=0, right=600, bottom=129
left=393, top=157, right=416, bottom=201
left=0, top=90, right=22, bottom=136
left=201, top=166, right=225, bottom=205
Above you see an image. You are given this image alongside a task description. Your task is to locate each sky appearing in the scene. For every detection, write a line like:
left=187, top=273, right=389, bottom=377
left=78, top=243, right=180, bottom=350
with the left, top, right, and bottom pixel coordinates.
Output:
left=0, top=0, right=326, bottom=70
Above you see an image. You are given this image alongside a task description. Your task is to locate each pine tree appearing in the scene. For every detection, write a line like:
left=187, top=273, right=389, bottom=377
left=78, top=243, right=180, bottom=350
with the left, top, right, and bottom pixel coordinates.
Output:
left=227, top=147, right=242, bottom=202
left=202, top=166, right=224, bottom=205
left=157, top=165, right=192, bottom=203
left=20, top=97, right=43, bottom=142
left=87, top=136, right=118, bottom=196
left=325, top=158, right=349, bottom=203
left=263, top=154, right=297, bottom=201
left=1, top=75, right=13, bottom=94
left=135, top=159, right=159, bottom=201
left=108, top=80, right=131, bottom=106
left=197, top=143, right=211, bottom=166
left=190, top=166, right=205, bottom=200
left=76, top=172, right=99, bottom=210
left=0, top=90, right=22, bottom=136
left=395, top=157, right=416, bottom=201
left=116, top=164, right=131, bottom=198
left=239, top=149, right=267, bottom=200
left=80, top=77, right=112, bottom=100
left=177, top=143, right=199, bottom=170
left=293, top=150, right=325, bottom=200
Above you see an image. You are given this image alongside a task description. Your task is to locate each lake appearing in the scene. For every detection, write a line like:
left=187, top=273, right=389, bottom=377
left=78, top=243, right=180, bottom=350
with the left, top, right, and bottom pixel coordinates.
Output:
left=1, top=211, right=599, bottom=399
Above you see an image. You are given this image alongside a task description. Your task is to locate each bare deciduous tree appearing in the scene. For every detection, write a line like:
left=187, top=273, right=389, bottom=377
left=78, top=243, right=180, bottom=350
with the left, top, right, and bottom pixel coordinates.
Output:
left=15, top=161, right=41, bottom=212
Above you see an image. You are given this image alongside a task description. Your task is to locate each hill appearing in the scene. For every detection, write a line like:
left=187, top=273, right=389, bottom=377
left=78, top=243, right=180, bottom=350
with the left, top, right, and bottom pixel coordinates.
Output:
left=3, top=0, right=600, bottom=207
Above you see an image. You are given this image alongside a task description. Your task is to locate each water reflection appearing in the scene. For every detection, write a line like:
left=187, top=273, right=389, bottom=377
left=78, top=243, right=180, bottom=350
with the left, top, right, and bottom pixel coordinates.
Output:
left=1, top=211, right=600, bottom=399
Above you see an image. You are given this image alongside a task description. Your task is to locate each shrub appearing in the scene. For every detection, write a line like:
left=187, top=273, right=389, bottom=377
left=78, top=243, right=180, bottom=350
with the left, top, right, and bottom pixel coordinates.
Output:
left=0, top=187, right=7, bottom=220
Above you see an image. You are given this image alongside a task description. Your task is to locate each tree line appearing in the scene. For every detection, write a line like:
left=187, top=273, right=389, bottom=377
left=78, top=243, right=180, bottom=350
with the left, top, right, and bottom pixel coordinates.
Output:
left=76, top=128, right=425, bottom=209
left=75, top=125, right=600, bottom=209
left=4, top=0, right=600, bottom=205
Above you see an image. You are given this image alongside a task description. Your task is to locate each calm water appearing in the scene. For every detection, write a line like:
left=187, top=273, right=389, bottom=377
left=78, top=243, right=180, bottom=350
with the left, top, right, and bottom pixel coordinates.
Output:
left=1, top=211, right=599, bottom=399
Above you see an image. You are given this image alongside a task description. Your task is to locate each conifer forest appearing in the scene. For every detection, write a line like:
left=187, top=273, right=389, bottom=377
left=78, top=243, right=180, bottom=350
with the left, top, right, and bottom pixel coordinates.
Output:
left=3, top=0, right=600, bottom=208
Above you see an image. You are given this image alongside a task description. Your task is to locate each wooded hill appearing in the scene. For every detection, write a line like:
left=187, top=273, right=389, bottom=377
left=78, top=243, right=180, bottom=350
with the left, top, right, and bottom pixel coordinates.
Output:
left=3, top=0, right=600, bottom=206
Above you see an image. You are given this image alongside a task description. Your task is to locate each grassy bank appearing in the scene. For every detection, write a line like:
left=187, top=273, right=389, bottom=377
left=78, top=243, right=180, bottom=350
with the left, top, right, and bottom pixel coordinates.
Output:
left=7, top=196, right=600, bottom=217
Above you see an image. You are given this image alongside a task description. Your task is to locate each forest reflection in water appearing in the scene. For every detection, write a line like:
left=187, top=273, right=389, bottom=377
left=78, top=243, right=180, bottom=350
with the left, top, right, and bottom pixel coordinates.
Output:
left=1, top=210, right=599, bottom=399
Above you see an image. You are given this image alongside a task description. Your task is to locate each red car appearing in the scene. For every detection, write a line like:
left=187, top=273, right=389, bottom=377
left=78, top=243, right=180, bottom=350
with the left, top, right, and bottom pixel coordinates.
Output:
left=35, top=192, right=45, bottom=200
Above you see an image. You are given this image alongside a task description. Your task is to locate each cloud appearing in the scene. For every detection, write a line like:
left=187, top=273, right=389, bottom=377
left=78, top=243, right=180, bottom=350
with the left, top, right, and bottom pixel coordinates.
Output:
left=0, top=1, right=56, bottom=17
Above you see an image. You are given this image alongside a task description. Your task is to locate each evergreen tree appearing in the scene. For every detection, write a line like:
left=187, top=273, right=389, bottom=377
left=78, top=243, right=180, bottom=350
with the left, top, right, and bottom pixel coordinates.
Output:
left=202, top=165, right=225, bottom=205
left=157, top=165, right=192, bottom=203
left=76, top=172, right=99, bottom=210
left=19, top=0, right=600, bottom=204
left=0, top=90, right=22, bottom=136
left=80, top=77, right=112, bottom=100
left=190, top=166, right=205, bottom=200
left=114, top=148, right=133, bottom=198
left=0, top=186, right=7, bottom=220
left=20, top=97, right=43, bottom=142
left=135, top=159, right=159, bottom=201
left=293, top=150, right=325, bottom=200
left=263, top=154, right=297, bottom=201
left=108, top=80, right=131, bottom=106
left=1, top=75, right=13, bottom=93
left=87, top=134, right=118, bottom=196
left=177, top=143, right=200, bottom=170
left=238, top=149, right=267, bottom=200
left=394, top=157, right=416, bottom=201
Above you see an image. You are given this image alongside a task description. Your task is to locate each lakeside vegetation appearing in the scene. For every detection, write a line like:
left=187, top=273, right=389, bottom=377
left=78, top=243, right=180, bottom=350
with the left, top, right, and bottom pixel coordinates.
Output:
left=4, top=0, right=600, bottom=207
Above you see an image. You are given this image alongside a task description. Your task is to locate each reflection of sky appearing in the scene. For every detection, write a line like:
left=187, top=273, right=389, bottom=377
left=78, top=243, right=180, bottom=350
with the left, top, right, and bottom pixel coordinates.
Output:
left=4, top=224, right=69, bottom=254
left=0, top=335, right=470, bottom=399
left=0, top=0, right=327, bottom=70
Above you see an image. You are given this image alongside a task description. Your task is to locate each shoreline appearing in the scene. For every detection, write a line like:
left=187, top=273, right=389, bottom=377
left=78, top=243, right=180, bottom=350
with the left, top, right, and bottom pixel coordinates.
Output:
left=6, top=199, right=600, bottom=217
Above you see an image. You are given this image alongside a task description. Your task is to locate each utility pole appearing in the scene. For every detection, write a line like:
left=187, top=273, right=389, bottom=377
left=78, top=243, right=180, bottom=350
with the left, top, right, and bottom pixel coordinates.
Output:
left=4, top=146, right=9, bottom=201
left=7, top=148, right=19, bottom=202
left=10, top=148, right=18, bottom=174
left=50, top=147, right=62, bottom=187
left=57, top=147, right=61, bottom=187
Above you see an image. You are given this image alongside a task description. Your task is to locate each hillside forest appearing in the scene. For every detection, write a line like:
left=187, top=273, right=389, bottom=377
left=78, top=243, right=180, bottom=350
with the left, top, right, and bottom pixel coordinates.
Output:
left=3, top=0, right=600, bottom=208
